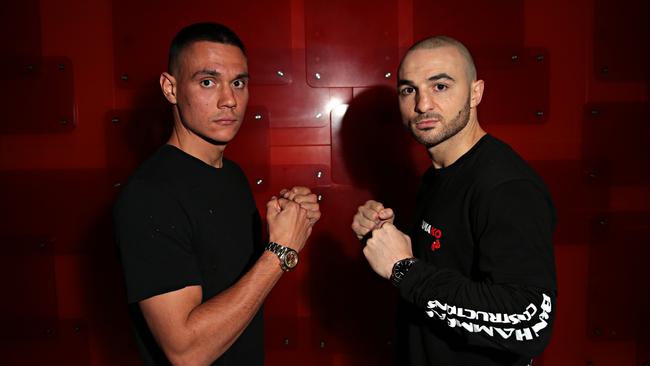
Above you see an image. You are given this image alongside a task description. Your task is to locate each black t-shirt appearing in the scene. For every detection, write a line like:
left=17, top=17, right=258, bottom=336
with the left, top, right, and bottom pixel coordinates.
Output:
left=398, top=135, right=557, bottom=366
left=114, top=145, right=264, bottom=365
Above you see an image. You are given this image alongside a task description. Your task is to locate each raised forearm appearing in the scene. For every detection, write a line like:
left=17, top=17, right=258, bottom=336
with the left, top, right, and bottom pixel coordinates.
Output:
left=146, top=252, right=282, bottom=366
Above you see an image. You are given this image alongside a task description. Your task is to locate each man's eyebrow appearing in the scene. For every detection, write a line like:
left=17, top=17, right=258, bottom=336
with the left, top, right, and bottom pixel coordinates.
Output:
left=397, top=73, right=455, bottom=87
left=192, top=69, right=220, bottom=78
left=397, top=79, right=414, bottom=87
left=191, top=70, right=250, bottom=80
left=428, top=73, right=455, bottom=82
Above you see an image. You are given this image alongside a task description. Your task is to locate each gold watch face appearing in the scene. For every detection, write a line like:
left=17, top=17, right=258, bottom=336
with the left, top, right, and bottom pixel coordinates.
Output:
left=284, top=250, right=299, bottom=269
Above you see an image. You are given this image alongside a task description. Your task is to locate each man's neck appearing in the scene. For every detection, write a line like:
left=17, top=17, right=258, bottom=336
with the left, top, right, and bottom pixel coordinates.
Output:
left=427, top=118, right=486, bottom=169
left=168, top=126, right=226, bottom=169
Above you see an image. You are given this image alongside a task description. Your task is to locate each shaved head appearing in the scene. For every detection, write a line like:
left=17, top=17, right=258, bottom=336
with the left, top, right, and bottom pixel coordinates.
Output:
left=401, top=36, right=477, bottom=82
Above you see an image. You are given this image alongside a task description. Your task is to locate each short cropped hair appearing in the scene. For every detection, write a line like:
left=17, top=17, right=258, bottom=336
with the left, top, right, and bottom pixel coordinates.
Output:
left=168, top=22, right=246, bottom=75
left=404, top=35, right=477, bottom=81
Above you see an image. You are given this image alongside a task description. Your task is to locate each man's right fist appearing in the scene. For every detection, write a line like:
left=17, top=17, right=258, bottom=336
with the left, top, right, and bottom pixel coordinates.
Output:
left=351, top=200, right=395, bottom=240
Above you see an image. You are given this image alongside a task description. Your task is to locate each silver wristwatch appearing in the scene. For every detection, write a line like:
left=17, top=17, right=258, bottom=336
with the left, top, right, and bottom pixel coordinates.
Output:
left=265, top=241, right=299, bottom=271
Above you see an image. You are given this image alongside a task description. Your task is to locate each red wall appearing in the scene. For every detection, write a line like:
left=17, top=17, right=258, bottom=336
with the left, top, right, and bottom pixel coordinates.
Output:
left=0, top=0, right=648, bottom=364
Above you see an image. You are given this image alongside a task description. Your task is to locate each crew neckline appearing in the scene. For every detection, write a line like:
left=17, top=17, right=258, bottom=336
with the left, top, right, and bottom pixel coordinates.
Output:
left=424, top=134, right=492, bottom=180
left=162, top=144, right=229, bottom=172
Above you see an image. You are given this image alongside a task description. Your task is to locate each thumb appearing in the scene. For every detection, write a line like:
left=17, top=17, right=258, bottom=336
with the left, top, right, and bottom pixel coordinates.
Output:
left=266, top=197, right=280, bottom=219
left=379, top=208, right=394, bottom=221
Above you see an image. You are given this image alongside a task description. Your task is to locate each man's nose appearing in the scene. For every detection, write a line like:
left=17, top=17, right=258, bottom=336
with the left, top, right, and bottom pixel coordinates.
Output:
left=218, top=86, right=237, bottom=109
left=415, top=92, right=436, bottom=114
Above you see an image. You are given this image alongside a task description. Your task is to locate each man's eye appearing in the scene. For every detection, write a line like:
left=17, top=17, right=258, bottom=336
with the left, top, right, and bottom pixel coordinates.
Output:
left=200, top=80, right=214, bottom=87
left=400, top=87, right=414, bottom=96
left=435, top=84, right=448, bottom=91
left=232, top=79, right=246, bottom=89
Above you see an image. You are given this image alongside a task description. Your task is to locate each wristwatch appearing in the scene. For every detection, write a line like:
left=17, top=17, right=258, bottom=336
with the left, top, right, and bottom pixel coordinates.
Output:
left=390, top=257, right=419, bottom=287
left=265, top=241, right=299, bottom=271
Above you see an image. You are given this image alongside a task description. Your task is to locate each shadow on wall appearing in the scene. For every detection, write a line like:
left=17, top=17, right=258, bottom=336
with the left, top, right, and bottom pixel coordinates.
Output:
left=307, top=86, right=421, bottom=362
left=88, top=83, right=171, bottom=365
left=338, top=85, right=421, bottom=227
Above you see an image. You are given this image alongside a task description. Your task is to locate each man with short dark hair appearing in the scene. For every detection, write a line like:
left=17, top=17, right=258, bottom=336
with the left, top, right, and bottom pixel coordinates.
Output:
left=352, top=36, right=557, bottom=365
left=114, top=22, right=320, bottom=365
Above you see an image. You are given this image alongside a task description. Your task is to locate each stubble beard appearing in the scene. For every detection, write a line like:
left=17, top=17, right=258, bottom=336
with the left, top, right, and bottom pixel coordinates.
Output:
left=407, top=95, right=471, bottom=148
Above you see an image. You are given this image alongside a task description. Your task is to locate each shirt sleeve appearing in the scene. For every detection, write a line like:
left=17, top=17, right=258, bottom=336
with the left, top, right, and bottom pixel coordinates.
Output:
left=114, top=178, right=201, bottom=303
left=399, top=179, right=557, bottom=358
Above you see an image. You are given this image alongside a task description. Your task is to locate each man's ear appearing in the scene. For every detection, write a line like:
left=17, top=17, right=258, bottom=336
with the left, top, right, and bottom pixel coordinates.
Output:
left=470, top=79, right=484, bottom=109
left=160, top=72, right=177, bottom=104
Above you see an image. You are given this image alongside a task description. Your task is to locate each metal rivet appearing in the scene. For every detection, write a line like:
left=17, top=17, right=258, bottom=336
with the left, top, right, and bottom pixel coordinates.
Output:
left=315, top=112, right=323, bottom=119
left=39, top=242, right=47, bottom=250
left=601, top=66, right=609, bottom=74
left=254, top=114, right=262, bottom=120
left=590, top=109, right=600, bottom=116
left=256, top=179, right=263, bottom=185
left=73, top=325, right=80, bottom=332
left=314, top=72, right=321, bottom=80
left=209, top=209, right=214, bottom=214
left=511, top=54, right=519, bottom=61
left=317, top=194, right=323, bottom=202
left=319, top=340, right=325, bottom=348
left=384, top=72, right=391, bottom=78
left=316, top=171, right=323, bottom=179
left=26, top=64, right=35, bottom=71
left=121, top=74, right=129, bottom=81
left=111, top=117, right=120, bottom=123
left=283, top=337, right=289, bottom=346
left=598, top=219, right=607, bottom=226
left=60, top=118, right=68, bottom=125
left=535, top=111, right=544, bottom=117
left=536, top=54, right=544, bottom=62
left=276, top=70, right=285, bottom=77
left=113, top=182, right=122, bottom=188
left=57, top=63, right=65, bottom=70
left=588, top=171, right=597, bottom=179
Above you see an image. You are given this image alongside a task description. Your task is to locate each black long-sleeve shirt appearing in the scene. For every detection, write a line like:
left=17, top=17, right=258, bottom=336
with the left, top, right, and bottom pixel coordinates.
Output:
left=397, top=135, right=557, bottom=366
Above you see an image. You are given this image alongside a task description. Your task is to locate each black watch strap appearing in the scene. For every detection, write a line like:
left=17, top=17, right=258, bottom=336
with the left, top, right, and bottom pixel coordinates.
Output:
left=390, top=257, right=418, bottom=287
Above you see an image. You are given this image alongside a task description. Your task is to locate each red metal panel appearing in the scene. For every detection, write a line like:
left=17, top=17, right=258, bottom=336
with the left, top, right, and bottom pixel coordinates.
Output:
left=224, top=106, right=271, bottom=193
left=251, top=49, right=331, bottom=129
left=0, top=57, right=76, bottom=134
left=475, top=48, right=550, bottom=124
left=413, top=0, right=524, bottom=48
left=0, top=0, right=41, bottom=59
left=305, top=0, right=399, bottom=87
left=530, top=161, right=608, bottom=245
left=304, top=186, right=396, bottom=363
left=0, top=170, right=115, bottom=253
left=582, top=103, right=650, bottom=185
left=113, top=0, right=292, bottom=90
left=0, top=320, right=90, bottom=365
left=594, top=0, right=650, bottom=82
left=639, top=339, right=650, bottom=366
left=0, top=244, right=57, bottom=321
left=587, top=212, right=650, bottom=341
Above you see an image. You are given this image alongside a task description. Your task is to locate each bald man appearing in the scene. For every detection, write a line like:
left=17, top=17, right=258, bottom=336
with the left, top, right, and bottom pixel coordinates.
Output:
left=351, top=36, right=557, bottom=366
